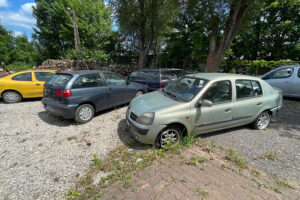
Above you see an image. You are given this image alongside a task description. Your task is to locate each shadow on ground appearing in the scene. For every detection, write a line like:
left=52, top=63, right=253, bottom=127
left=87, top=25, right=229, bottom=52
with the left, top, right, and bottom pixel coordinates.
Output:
left=117, top=119, right=152, bottom=151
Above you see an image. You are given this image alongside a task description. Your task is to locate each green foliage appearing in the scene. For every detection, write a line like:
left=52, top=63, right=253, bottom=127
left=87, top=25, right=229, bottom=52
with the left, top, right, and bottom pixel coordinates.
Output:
left=225, top=149, right=248, bottom=169
left=263, top=151, right=278, bottom=160
left=33, top=0, right=113, bottom=61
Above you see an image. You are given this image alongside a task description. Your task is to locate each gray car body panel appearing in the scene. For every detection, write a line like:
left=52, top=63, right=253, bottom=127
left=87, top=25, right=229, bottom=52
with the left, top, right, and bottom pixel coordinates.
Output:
left=261, top=65, right=300, bottom=98
left=127, top=73, right=282, bottom=145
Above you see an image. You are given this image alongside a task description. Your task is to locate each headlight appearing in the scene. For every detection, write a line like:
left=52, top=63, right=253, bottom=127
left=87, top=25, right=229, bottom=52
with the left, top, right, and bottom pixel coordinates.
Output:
left=136, top=112, right=155, bottom=125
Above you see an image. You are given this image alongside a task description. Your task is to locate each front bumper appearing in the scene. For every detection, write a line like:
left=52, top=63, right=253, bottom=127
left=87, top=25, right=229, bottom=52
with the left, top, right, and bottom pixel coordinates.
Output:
left=42, top=99, right=78, bottom=119
left=126, top=108, right=166, bottom=145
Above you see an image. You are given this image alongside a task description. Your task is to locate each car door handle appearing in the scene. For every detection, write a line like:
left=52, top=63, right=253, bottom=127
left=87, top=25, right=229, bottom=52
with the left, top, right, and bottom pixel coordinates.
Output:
left=36, top=83, right=41, bottom=86
left=225, top=108, right=232, bottom=112
left=257, top=102, right=262, bottom=106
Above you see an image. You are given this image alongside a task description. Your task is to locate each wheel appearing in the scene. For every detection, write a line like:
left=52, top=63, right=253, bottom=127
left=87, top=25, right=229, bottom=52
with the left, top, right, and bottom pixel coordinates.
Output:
left=74, top=104, right=94, bottom=123
left=156, top=125, right=182, bottom=148
left=2, top=91, right=22, bottom=103
left=252, top=111, right=271, bottom=130
left=135, top=91, right=144, bottom=97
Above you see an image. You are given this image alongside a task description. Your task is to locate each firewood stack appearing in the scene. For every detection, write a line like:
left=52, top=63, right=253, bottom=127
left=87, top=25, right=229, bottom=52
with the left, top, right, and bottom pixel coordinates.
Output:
left=0, top=67, right=14, bottom=77
left=37, top=59, right=138, bottom=76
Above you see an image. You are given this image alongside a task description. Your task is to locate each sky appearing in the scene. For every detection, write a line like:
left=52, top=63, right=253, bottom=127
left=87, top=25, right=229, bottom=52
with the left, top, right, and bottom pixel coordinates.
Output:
left=0, top=0, right=114, bottom=40
left=0, top=0, right=36, bottom=38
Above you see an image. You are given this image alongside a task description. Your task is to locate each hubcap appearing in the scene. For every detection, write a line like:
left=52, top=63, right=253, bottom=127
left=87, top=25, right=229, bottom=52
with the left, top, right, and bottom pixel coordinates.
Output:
left=79, top=107, right=93, bottom=121
left=5, top=92, right=19, bottom=103
left=160, top=129, right=180, bottom=148
left=257, top=112, right=270, bottom=130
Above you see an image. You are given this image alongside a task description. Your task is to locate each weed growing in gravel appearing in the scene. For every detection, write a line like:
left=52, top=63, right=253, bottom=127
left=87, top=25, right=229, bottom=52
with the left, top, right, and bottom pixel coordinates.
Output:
left=264, top=151, right=278, bottom=160
left=67, top=189, right=79, bottom=198
left=190, top=155, right=199, bottom=166
left=269, top=185, right=281, bottom=193
left=123, top=180, right=133, bottom=189
left=208, top=140, right=217, bottom=153
left=90, top=154, right=106, bottom=170
left=67, top=136, right=77, bottom=141
left=251, top=168, right=261, bottom=177
left=195, top=186, right=208, bottom=199
left=180, top=178, right=187, bottom=183
left=200, top=156, right=208, bottom=163
left=272, top=174, right=293, bottom=188
left=54, top=176, right=60, bottom=182
left=225, top=149, right=248, bottom=169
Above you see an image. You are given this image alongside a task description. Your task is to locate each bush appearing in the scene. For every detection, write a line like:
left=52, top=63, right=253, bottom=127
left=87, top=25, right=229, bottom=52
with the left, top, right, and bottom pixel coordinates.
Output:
left=4, top=62, right=34, bottom=72
left=220, top=59, right=299, bottom=76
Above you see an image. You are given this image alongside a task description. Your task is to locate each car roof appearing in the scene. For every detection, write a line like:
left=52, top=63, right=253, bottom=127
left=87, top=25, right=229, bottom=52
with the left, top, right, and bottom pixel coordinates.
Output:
left=136, top=68, right=182, bottom=72
left=186, top=73, right=261, bottom=81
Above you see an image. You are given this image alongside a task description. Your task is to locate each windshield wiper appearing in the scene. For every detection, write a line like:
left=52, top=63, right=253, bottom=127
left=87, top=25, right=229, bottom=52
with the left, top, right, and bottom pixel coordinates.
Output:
left=162, top=90, right=184, bottom=102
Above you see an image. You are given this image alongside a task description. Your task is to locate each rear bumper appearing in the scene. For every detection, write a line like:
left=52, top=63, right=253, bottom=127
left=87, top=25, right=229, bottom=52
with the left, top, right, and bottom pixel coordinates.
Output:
left=42, top=99, right=77, bottom=119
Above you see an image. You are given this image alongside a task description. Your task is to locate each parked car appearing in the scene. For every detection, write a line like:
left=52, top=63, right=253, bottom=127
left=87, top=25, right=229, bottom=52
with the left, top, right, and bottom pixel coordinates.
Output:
left=261, top=65, right=300, bottom=98
left=126, top=73, right=283, bottom=148
left=43, top=70, right=147, bottom=123
left=0, top=70, right=55, bottom=103
left=128, top=68, right=186, bottom=91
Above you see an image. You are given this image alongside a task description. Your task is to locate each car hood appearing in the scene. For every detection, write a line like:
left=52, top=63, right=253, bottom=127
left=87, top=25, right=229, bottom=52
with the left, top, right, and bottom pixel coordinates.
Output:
left=130, top=91, right=181, bottom=116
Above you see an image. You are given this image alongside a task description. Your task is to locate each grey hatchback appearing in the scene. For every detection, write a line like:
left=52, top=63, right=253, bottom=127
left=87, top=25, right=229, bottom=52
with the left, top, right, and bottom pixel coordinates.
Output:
left=43, top=70, right=147, bottom=123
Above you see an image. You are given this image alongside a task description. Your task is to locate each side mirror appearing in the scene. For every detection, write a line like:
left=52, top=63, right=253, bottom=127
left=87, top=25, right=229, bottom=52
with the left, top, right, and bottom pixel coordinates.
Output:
left=196, top=99, right=213, bottom=108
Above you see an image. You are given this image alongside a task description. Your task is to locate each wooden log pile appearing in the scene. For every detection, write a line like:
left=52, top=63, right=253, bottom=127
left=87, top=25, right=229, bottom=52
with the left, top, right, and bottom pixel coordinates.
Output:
left=37, top=59, right=138, bottom=76
left=0, top=67, right=14, bottom=77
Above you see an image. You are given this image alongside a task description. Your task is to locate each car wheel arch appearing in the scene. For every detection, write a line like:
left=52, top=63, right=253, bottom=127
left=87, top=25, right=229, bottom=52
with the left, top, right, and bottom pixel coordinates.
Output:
left=164, top=122, right=188, bottom=137
left=77, top=102, right=96, bottom=111
left=1, top=89, right=23, bottom=98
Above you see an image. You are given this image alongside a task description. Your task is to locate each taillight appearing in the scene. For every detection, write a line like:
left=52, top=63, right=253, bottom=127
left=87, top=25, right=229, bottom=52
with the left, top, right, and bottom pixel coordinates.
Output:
left=158, top=82, right=164, bottom=89
left=62, top=89, right=72, bottom=97
left=56, top=89, right=72, bottom=97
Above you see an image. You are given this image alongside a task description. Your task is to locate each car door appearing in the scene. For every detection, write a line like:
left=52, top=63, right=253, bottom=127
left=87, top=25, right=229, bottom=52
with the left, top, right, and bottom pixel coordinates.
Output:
left=10, top=72, right=35, bottom=97
left=33, top=72, right=55, bottom=97
left=262, top=67, right=294, bottom=95
left=71, top=73, right=108, bottom=112
left=231, top=80, right=264, bottom=126
left=103, top=72, right=133, bottom=106
left=195, top=80, right=234, bottom=134
left=290, top=67, right=300, bottom=97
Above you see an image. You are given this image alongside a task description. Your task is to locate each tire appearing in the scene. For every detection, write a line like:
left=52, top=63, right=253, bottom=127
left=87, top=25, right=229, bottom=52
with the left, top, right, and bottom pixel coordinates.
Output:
left=2, top=91, right=22, bottom=103
left=155, top=125, right=182, bottom=148
left=135, top=91, right=144, bottom=97
left=74, top=104, right=95, bottom=124
left=252, top=111, right=271, bottom=130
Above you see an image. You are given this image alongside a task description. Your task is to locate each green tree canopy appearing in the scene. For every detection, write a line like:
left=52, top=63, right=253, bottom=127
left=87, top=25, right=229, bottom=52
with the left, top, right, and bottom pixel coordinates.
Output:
left=33, top=0, right=113, bottom=61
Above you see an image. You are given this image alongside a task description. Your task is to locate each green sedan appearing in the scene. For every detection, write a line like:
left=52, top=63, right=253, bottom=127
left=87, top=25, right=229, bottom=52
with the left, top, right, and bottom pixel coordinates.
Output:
left=126, top=73, right=283, bottom=148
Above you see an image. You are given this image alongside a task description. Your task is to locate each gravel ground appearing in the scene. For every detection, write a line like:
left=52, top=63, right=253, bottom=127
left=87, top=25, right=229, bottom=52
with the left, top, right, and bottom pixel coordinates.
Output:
left=203, top=98, right=300, bottom=187
left=0, top=100, right=134, bottom=200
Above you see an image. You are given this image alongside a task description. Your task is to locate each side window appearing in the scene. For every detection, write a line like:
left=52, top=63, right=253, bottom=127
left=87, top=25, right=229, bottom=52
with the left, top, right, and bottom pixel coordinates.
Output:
left=12, top=72, right=32, bottom=81
left=136, top=71, right=147, bottom=80
left=236, top=80, right=262, bottom=99
left=103, top=73, right=126, bottom=86
left=269, top=68, right=294, bottom=79
left=202, top=80, right=232, bottom=104
left=251, top=81, right=263, bottom=96
left=35, top=72, right=54, bottom=82
left=298, top=68, right=300, bottom=78
left=146, top=71, right=159, bottom=81
left=129, top=71, right=137, bottom=80
left=72, top=73, right=104, bottom=89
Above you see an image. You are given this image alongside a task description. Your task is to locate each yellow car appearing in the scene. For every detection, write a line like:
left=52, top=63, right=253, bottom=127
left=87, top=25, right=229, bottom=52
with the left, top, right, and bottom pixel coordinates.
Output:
left=0, top=70, right=56, bottom=103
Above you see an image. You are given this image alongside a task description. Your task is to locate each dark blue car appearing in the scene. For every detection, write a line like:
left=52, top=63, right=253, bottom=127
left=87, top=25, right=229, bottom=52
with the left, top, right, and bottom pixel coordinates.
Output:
left=43, top=70, right=147, bottom=123
left=128, top=68, right=186, bottom=91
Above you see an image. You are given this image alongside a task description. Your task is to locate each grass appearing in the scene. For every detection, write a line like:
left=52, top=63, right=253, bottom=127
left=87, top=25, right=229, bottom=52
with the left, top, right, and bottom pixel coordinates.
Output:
left=54, top=176, right=60, bottom=182
left=225, top=149, right=248, bottom=169
left=67, top=136, right=78, bottom=141
left=251, top=168, right=261, bottom=177
left=272, top=174, right=293, bottom=188
left=263, top=151, right=278, bottom=160
left=208, top=140, right=217, bottom=153
left=194, top=186, right=208, bottom=199
left=190, top=155, right=199, bottom=166
left=180, top=178, right=187, bottom=183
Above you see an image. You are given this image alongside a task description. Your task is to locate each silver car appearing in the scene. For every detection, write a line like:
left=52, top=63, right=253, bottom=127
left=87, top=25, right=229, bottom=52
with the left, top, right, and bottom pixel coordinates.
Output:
left=126, top=73, right=283, bottom=148
left=261, top=65, right=300, bottom=98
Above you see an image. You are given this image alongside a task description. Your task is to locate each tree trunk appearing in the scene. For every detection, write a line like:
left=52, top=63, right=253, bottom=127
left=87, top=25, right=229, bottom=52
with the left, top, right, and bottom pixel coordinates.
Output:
left=205, top=0, right=254, bottom=72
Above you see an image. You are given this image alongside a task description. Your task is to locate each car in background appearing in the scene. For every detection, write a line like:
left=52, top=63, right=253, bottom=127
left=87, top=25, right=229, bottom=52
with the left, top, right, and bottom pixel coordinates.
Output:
left=43, top=70, right=147, bottom=123
left=128, top=68, right=187, bottom=91
left=126, top=73, right=283, bottom=148
left=0, top=70, right=55, bottom=103
left=261, top=65, right=300, bottom=98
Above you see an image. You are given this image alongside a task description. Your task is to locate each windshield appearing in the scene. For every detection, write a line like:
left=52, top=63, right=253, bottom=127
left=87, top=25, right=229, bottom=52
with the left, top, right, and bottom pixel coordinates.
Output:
left=163, top=77, right=208, bottom=101
left=46, top=74, right=72, bottom=87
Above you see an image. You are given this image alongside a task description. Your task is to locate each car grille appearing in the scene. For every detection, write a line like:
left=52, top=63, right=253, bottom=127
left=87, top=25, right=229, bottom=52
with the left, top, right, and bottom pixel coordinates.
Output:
left=130, top=112, right=137, bottom=121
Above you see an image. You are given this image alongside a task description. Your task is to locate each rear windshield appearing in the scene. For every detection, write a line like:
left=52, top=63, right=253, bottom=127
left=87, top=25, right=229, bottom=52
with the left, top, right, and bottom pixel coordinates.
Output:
left=161, top=71, right=177, bottom=80
left=47, top=74, right=72, bottom=87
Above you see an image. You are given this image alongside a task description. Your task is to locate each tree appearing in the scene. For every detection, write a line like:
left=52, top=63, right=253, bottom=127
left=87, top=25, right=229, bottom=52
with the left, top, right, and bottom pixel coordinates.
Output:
left=203, top=0, right=255, bottom=72
left=110, top=0, right=179, bottom=68
left=33, top=0, right=113, bottom=61
left=0, top=24, right=14, bottom=65
left=231, top=0, right=300, bottom=61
